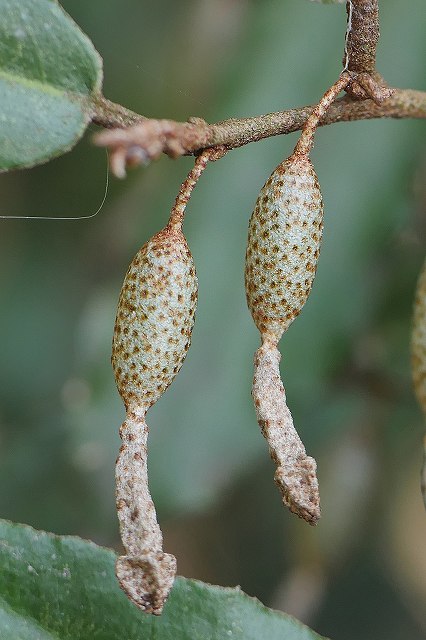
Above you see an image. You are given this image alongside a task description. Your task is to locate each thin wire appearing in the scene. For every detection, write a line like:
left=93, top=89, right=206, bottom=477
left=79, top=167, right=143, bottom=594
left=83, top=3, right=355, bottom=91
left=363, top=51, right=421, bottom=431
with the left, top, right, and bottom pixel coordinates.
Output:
left=343, top=0, right=353, bottom=72
left=0, top=151, right=110, bottom=221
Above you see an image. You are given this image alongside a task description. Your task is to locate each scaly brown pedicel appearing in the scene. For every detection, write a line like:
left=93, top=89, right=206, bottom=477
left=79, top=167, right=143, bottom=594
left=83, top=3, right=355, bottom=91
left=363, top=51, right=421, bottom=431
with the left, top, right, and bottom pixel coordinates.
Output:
left=412, top=257, right=426, bottom=415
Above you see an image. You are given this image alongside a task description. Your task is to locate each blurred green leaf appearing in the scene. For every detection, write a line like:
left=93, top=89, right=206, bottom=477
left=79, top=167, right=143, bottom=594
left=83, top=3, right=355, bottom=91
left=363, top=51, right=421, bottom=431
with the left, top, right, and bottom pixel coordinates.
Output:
left=0, top=519, right=328, bottom=640
left=0, top=0, right=102, bottom=171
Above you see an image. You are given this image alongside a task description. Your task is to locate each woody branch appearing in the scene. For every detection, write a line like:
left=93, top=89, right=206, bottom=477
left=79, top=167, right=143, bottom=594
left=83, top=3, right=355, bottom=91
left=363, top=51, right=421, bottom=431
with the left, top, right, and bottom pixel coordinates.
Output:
left=92, top=1, right=426, bottom=177
left=343, top=0, right=391, bottom=103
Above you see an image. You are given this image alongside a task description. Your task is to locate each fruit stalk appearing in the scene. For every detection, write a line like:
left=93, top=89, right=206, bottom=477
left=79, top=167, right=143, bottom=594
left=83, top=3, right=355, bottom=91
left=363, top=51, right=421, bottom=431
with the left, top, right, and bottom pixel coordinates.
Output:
left=293, top=72, right=350, bottom=156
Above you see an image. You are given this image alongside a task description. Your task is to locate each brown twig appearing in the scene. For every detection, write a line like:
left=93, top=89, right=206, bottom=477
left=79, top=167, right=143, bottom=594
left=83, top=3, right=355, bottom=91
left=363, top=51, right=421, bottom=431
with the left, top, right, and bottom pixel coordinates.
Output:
left=93, top=88, right=426, bottom=176
left=91, top=0, right=426, bottom=175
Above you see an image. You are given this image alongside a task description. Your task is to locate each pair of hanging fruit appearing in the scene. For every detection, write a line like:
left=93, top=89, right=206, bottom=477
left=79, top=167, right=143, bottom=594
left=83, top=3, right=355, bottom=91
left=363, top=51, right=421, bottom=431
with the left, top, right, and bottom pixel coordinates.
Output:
left=110, top=75, right=350, bottom=612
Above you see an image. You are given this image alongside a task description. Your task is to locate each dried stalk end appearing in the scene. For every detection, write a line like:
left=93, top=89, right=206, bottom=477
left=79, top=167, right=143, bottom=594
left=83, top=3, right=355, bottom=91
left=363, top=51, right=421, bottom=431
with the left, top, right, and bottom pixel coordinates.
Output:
left=245, top=152, right=323, bottom=343
left=252, top=341, right=320, bottom=525
left=115, top=414, right=177, bottom=614
left=116, top=554, right=176, bottom=615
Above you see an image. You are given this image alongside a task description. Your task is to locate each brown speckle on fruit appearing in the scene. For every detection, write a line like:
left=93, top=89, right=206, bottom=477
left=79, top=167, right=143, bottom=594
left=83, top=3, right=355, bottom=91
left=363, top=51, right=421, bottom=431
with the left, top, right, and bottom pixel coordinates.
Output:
left=112, top=225, right=197, bottom=413
left=245, top=153, right=323, bottom=342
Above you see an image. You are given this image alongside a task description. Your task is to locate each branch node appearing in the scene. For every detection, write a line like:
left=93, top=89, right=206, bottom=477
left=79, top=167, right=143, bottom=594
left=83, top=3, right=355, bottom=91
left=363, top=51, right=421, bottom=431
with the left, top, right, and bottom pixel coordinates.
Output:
left=347, top=72, right=394, bottom=105
left=187, top=116, right=208, bottom=127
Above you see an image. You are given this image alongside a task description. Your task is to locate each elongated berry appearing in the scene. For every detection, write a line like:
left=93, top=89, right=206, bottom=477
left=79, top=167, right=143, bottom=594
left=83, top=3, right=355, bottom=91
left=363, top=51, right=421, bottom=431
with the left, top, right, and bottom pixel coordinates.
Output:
left=112, top=224, right=197, bottom=412
left=245, top=152, right=323, bottom=342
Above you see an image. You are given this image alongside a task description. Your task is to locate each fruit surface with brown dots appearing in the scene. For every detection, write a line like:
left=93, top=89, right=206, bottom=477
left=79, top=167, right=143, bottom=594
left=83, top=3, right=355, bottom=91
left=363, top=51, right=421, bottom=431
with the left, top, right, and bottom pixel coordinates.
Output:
left=112, top=223, right=197, bottom=412
left=245, top=152, right=323, bottom=342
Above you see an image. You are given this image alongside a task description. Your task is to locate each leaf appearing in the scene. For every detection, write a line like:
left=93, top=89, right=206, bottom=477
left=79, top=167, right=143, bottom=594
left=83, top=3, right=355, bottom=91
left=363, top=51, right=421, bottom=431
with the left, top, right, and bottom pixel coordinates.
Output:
left=0, top=519, right=328, bottom=640
left=0, top=0, right=102, bottom=171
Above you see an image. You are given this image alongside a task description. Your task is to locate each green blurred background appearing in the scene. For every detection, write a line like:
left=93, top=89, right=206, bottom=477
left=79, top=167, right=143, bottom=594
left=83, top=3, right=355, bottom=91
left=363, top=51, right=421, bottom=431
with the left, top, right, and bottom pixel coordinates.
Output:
left=1, top=0, right=426, bottom=638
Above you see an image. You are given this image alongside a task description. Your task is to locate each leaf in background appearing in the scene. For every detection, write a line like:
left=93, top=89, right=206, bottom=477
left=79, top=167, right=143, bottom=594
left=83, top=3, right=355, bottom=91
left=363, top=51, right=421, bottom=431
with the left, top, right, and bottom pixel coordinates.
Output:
left=0, top=0, right=102, bottom=171
left=0, top=519, right=328, bottom=640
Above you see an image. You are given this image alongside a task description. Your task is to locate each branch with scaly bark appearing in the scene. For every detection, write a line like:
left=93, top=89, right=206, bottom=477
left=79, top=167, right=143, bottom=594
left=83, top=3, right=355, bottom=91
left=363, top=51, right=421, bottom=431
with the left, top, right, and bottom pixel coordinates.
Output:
left=344, top=0, right=380, bottom=75
left=91, top=0, right=425, bottom=176
left=92, top=88, right=426, bottom=176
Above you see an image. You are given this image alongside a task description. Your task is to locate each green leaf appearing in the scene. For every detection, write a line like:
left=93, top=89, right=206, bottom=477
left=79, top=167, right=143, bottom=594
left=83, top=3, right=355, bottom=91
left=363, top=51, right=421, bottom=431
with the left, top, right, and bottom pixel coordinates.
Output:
left=0, top=519, right=328, bottom=640
left=0, top=0, right=102, bottom=171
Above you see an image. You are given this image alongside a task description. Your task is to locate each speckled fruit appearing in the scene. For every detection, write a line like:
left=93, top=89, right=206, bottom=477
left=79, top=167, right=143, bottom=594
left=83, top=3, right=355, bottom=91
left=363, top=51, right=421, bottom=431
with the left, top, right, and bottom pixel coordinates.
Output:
left=412, top=257, right=426, bottom=414
left=112, top=224, right=197, bottom=411
left=245, top=152, right=323, bottom=342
